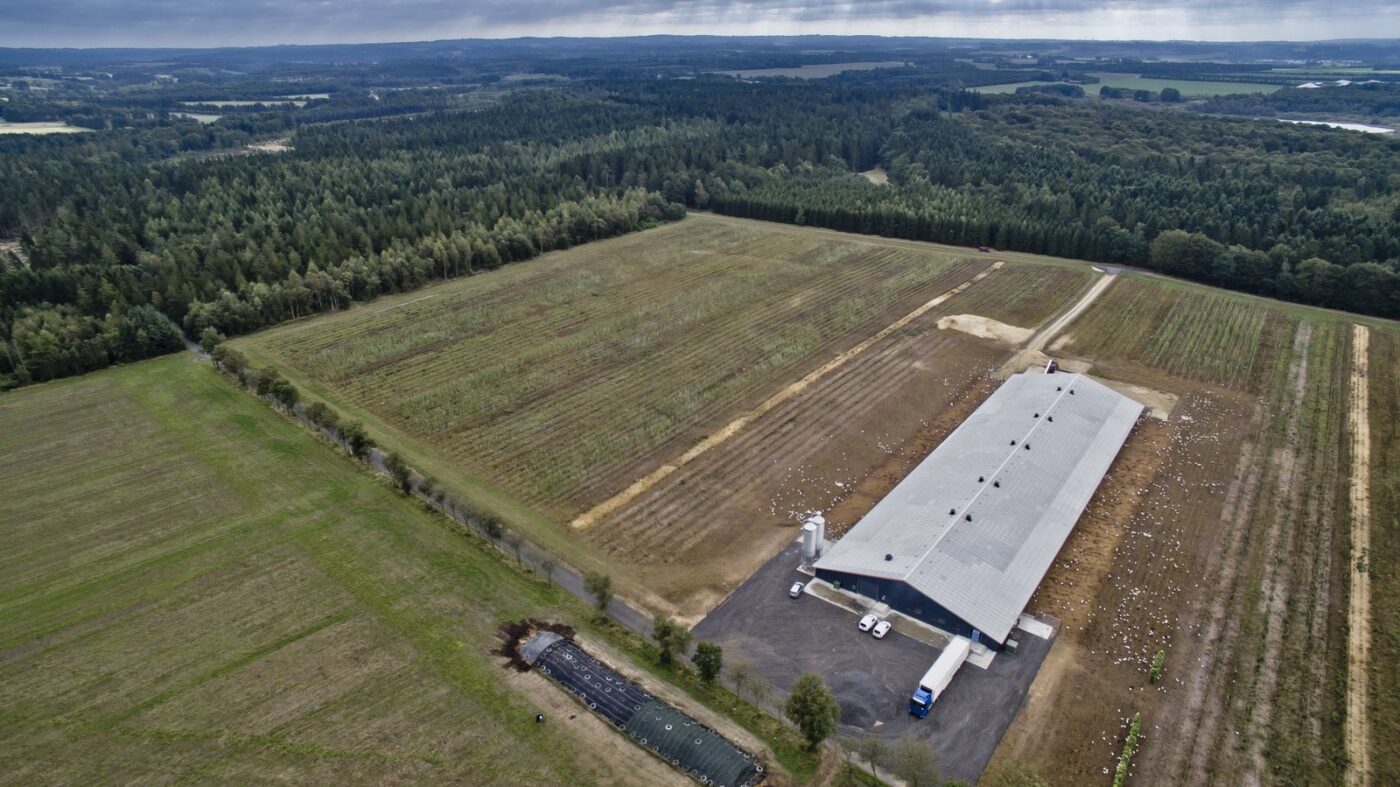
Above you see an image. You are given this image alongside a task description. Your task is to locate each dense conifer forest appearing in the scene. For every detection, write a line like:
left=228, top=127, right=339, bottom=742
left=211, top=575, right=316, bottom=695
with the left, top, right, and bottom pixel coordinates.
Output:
left=3, top=46, right=1399, bottom=387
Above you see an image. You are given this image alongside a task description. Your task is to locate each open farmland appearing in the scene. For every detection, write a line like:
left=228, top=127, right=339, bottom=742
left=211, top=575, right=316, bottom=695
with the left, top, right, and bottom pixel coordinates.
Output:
left=990, top=274, right=1400, bottom=786
left=0, top=120, right=90, bottom=134
left=0, top=357, right=697, bottom=786
left=972, top=73, right=1283, bottom=96
left=238, top=215, right=1098, bottom=615
left=715, top=61, right=907, bottom=78
left=1369, top=329, right=1400, bottom=784
left=232, top=211, right=1397, bottom=781
left=584, top=258, right=1094, bottom=618
left=1053, top=276, right=1295, bottom=392
left=239, top=216, right=988, bottom=519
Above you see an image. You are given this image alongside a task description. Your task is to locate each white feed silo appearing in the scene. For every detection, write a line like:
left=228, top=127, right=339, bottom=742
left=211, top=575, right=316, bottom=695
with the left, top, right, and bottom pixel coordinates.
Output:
left=804, top=513, right=827, bottom=558
left=801, top=521, right=818, bottom=562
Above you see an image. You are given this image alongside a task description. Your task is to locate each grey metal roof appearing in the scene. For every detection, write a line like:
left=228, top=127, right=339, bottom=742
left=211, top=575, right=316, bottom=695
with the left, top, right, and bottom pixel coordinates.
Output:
left=815, top=372, right=1142, bottom=644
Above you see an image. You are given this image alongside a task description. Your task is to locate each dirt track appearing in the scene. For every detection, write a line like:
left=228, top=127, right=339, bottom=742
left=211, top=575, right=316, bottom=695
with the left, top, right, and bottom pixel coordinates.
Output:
left=1030, top=274, right=1116, bottom=352
left=1346, top=324, right=1373, bottom=787
left=996, top=272, right=1114, bottom=377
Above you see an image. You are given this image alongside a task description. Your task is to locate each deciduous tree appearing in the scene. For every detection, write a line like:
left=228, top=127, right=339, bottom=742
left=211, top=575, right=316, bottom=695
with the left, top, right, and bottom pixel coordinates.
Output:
left=785, top=673, right=839, bottom=750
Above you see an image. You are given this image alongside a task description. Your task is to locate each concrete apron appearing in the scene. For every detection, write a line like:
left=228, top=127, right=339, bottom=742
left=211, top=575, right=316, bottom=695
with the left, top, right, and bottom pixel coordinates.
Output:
left=801, top=574, right=1060, bottom=670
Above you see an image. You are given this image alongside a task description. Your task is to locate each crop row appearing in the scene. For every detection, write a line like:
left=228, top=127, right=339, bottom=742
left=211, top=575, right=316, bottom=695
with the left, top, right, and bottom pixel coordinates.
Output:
left=244, top=220, right=992, bottom=515
left=934, top=263, right=1093, bottom=328
left=589, top=327, right=997, bottom=559
left=1063, top=278, right=1285, bottom=391
left=1368, top=328, right=1400, bottom=784
left=1139, top=319, right=1352, bottom=784
left=474, top=257, right=985, bottom=512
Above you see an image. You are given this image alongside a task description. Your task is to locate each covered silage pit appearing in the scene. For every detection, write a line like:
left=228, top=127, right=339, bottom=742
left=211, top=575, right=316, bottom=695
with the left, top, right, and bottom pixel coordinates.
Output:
left=522, top=631, right=764, bottom=787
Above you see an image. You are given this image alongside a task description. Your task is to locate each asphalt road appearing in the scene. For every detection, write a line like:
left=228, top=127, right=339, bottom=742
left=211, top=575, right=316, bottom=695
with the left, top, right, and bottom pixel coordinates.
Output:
left=694, top=540, right=1052, bottom=784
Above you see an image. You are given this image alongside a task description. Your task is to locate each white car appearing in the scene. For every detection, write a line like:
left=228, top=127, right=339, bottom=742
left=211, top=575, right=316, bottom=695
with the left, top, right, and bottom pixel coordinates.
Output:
left=857, top=613, right=878, bottom=632
left=788, top=581, right=805, bottom=598
left=871, top=620, right=892, bottom=639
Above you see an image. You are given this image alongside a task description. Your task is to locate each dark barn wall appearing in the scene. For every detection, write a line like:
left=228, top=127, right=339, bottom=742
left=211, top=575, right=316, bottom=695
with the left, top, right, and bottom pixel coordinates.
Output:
left=814, top=568, right=1005, bottom=647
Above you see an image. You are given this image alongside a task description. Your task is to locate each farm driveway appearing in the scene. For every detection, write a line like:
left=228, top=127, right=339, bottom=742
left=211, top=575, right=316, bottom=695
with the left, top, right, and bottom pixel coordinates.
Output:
left=996, top=271, right=1116, bottom=378
left=694, top=541, right=1052, bottom=784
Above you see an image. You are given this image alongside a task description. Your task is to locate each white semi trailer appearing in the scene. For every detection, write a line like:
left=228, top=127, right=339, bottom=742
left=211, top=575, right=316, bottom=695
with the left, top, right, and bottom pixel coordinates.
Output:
left=908, top=636, right=971, bottom=719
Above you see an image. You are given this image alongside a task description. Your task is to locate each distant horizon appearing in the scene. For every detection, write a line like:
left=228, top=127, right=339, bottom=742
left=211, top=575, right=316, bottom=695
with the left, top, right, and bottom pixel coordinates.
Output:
left=2, top=33, right=1399, bottom=55
left=4, top=0, right=1398, bottom=50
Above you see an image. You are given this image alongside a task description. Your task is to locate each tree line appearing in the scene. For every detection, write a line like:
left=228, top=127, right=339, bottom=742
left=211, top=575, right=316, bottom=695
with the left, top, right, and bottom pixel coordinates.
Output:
left=702, top=97, right=1399, bottom=316
left=4, top=79, right=1398, bottom=387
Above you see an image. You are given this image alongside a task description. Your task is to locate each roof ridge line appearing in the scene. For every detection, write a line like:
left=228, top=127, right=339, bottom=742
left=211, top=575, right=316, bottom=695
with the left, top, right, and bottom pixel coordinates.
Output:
left=900, top=372, right=1084, bottom=582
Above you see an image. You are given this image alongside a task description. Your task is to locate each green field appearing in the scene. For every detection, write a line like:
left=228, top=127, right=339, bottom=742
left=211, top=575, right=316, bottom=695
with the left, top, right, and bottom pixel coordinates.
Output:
left=715, top=61, right=907, bottom=79
left=1272, top=67, right=1400, bottom=75
left=1059, top=275, right=1295, bottom=391
left=973, top=73, right=1283, bottom=97
left=235, top=215, right=987, bottom=525
left=0, top=357, right=694, bottom=784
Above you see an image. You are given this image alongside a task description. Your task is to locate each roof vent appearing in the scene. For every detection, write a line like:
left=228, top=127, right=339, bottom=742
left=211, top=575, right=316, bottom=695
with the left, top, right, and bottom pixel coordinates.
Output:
left=949, top=508, right=956, bottom=515
left=994, top=480, right=1000, bottom=488
left=1033, top=413, right=1039, bottom=418
left=965, top=514, right=972, bottom=522
left=978, top=475, right=984, bottom=483
left=1048, top=415, right=1054, bottom=422
left=1070, top=389, right=1075, bottom=395
left=1025, top=443, right=1031, bottom=450
left=1056, top=386, right=1062, bottom=391
left=1010, top=439, right=1016, bottom=445
left=884, top=553, right=893, bottom=561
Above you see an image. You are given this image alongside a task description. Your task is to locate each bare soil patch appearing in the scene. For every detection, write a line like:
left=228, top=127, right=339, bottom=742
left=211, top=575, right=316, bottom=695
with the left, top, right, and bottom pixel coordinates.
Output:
left=988, top=383, right=1268, bottom=785
left=1089, top=377, right=1179, bottom=421
left=936, top=313, right=1033, bottom=345
left=859, top=166, right=890, bottom=185
left=1346, top=324, right=1373, bottom=787
left=248, top=138, right=293, bottom=153
left=0, top=239, right=27, bottom=267
left=1029, top=418, right=1175, bottom=633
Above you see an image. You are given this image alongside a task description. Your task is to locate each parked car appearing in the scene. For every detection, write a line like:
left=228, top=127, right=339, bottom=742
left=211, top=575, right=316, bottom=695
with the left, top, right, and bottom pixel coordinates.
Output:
left=788, top=581, right=805, bottom=598
left=872, top=620, right=893, bottom=639
left=858, top=613, right=878, bottom=632
left=978, top=245, right=991, bottom=252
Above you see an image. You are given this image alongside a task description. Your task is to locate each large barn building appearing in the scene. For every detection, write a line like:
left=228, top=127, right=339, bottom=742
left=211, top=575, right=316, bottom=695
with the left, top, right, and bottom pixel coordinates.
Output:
left=814, top=371, right=1143, bottom=647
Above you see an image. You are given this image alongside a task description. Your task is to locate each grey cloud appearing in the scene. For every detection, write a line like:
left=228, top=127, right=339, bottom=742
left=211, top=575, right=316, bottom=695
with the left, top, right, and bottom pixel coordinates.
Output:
left=0, top=0, right=1394, bottom=48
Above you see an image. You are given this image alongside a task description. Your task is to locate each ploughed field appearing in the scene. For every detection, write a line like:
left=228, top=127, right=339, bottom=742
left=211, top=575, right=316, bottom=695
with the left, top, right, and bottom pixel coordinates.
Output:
left=991, top=275, right=1400, bottom=786
left=237, top=214, right=1095, bottom=616
left=0, top=358, right=682, bottom=785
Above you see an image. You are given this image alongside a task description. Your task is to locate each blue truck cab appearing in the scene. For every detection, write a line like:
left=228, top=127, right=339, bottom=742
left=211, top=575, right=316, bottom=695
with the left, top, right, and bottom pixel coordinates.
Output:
left=908, top=687, right=935, bottom=718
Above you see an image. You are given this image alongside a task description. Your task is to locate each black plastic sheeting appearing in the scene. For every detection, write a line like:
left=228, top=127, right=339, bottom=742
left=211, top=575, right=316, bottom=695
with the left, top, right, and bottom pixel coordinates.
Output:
left=536, top=638, right=652, bottom=728
left=625, top=700, right=764, bottom=787
left=532, top=637, right=763, bottom=787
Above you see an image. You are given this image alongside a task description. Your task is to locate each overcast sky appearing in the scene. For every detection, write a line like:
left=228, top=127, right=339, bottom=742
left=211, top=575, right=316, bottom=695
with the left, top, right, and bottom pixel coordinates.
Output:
left=2, top=0, right=1396, bottom=49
